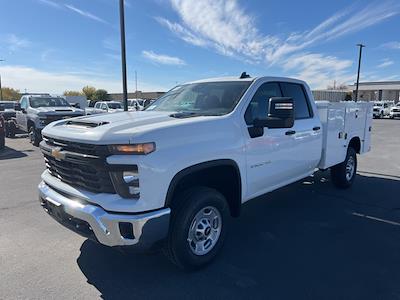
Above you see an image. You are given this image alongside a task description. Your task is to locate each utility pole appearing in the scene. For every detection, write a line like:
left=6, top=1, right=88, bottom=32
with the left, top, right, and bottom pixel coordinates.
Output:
left=355, top=44, right=365, bottom=102
left=135, top=70, right=138, bottom=99
left=119, top=0, right=128, bottom=111
left=0, top=59, right=4, bottom=101
left=0, top=74, right=2, bottom=101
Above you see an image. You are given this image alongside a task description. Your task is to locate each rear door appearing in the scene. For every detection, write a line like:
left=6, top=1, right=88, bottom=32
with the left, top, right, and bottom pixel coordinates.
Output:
left=280, top=82, right=322, bottom=177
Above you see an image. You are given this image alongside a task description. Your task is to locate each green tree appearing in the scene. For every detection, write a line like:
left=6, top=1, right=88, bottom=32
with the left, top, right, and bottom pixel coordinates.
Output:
left=92, top=89, right=108, bottom=101
left=82, top=86, right=96, bottom=100
left=63, top=90, right=83, bottom=96
left=0, top=87, right=20, bottom=101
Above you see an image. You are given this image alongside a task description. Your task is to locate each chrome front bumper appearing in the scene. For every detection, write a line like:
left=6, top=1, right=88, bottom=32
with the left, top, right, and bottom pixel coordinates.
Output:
left=38, top=181, right=170, bottom=250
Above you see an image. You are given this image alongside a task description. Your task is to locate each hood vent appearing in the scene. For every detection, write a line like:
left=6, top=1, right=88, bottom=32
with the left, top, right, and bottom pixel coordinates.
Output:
left=66, top=120, right=109, bottom=128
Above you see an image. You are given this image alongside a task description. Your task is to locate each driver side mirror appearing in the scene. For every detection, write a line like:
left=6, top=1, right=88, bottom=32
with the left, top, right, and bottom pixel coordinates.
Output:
left=254, top=97, right=294, bottom=129
left=248, top=97, right=294, bottom=138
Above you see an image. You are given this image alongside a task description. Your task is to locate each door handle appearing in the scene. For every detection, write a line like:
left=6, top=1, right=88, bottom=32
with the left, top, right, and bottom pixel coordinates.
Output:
left=285, top=130, right=296, bottom=135
left=313, top=126, right=321, bottom=131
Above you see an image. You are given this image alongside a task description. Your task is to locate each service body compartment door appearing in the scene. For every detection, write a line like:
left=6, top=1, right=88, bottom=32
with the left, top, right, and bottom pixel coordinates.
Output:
left=362, top=103, right=373, bottom=153
left=316, top=102, right=347, bottom=169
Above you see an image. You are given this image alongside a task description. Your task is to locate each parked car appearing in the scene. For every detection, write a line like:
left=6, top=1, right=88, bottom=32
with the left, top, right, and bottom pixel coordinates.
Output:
left=12, top=94, right=84, bottom=146
left=373, top=101, right=393, bottom=118
left=38, top=74, right=372, bottom=269
left=127, top=99, right=144, bottom=111
left=0, top=101, right=18, bottom=137
left=140, top=99, right=156, bottom=109
left=0, top=111, right=5, bottom=150
left=389, top=103, right=400, bottom=119
left=85, top=101, right=123, bottom=115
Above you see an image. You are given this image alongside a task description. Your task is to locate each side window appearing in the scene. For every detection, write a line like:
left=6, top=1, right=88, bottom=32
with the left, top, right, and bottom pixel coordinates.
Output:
left=244, top=82, right=282, bottom=125
left=280, top=83, right=312, bottom=119
left=101, top=103, right=107, bottom=110
left=95, top=102, right=100, bottom=109
left=20, top=97, right=27, bottom=109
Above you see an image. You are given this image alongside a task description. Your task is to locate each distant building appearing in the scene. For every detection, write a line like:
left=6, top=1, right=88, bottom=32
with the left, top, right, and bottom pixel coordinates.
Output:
left=312, top=90, right=352, bottom=102
left=108, top=91, right=165, bottom=101
left=348, top=81, right=400, bottom=102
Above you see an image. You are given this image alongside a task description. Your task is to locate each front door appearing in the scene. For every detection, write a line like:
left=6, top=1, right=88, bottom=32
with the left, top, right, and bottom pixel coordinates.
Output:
left=244, top=81, right=322, bottom=200
left=16, top=97, right=28, bottom=131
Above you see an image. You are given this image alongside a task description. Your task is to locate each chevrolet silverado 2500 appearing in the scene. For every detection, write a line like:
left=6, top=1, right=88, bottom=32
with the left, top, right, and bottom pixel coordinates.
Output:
left=38, top=75, right=373, bottom=269
left=13, top=94, right=84, bottom=146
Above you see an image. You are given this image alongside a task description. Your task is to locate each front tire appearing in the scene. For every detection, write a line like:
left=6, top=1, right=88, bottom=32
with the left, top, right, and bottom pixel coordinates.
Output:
left=164, top=187, right=229, bottom=270
left=28, top=126, right=41, bottom=146
left=6, top=121, right=16, bottom=138
left=330, top=147, right=357, bottom=189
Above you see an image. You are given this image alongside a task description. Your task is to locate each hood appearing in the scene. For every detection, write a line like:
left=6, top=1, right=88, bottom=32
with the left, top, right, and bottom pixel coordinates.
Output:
left=42, top=111, right=219, bottom=144
left=34, top=106, right=84, bottom=114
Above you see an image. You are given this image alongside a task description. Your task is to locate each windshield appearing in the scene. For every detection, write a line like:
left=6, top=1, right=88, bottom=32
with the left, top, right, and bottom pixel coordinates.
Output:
left=0, top=102, right=15, bottom=109
left=374, top=103, right=383, bottom=107
left=108, top=103, right=122, bottom=109
left=30, top=97, right=70, bottom=108
left=146, top=81, right=252, bottom=115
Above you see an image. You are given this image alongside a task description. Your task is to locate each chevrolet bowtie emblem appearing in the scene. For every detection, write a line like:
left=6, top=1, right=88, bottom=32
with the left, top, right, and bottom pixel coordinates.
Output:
left=51, top=147, right=65, bottom=160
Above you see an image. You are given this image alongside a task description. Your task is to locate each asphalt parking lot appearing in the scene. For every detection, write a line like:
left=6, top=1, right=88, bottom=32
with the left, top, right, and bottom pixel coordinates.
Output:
left=0, top=119, right=399, bottom=299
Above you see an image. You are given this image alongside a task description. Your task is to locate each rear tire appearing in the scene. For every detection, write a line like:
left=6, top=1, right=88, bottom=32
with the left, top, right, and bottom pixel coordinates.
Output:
left=164, top=187, right=229, bottom=270
left=330, top=147, right=357, bottom=189
left=0, top=134, right=5, bottom=150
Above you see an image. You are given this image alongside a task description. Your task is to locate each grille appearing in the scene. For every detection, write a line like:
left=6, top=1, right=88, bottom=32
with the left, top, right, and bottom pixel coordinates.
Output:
left=42, top=115, right=80, bottom=125
left=41, top=136, right=114, bottom=194
left=43, top=136, right=109, bottom=156
left=392, top=108, right=400, bottom=112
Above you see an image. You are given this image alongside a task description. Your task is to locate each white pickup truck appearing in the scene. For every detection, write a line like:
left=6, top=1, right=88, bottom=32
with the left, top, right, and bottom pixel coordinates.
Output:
left=38, top=75, right=372, bottom=269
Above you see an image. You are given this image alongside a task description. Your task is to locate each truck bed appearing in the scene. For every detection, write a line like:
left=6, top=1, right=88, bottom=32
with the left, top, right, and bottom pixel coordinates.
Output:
left=316, top=101, right=373, bottom=169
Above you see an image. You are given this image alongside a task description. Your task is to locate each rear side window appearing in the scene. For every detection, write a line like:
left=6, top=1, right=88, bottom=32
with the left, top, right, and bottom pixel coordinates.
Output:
left=245, top=82, right=282, bottom=124
left=280, top=83, right=312, bottom=119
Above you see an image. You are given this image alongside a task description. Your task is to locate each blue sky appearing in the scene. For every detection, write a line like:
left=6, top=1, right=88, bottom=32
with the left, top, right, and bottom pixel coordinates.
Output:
left=0, top=0, right=399, bottom=94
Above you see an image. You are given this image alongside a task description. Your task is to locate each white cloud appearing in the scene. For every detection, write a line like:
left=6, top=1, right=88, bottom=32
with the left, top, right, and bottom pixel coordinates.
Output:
left=381, top=41, right=400, bottom=49
left=377, top=58, right=394, bottom=68
left=157, top=0, right=399, bottom=88
left=64, top=4, right=108, bottom=24
left=37, top=0, right=61, bottom=9
left=283, top=53, right=353, bottom=89
left=3, top=34, right=31, bottom=52
left=142, top=50, right=186, bottom=66
left=0, top=65, right=167, bottom=94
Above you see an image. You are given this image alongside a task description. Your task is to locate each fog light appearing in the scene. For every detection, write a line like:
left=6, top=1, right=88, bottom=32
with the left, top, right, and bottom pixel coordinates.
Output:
left=122, top=171, right=138, bottom=184
left=119, top=222, right=135, bottom=239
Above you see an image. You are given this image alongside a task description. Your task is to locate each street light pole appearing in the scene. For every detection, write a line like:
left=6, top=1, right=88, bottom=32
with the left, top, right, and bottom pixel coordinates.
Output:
left=119, top=0, right=128, bottom=111
left=355, top=44, right=365, bottom=102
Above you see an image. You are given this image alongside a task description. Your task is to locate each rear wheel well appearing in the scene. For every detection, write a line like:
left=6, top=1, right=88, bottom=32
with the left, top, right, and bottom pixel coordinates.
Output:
left=166, top=160, right=242, bottom=217
left=348, top=137, right=361, bottom=153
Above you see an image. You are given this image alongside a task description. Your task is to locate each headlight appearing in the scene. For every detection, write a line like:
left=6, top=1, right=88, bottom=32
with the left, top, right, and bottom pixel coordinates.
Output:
left=39, top=118, right=47, bottom=125
left=109, top=142, right=156, bottom=155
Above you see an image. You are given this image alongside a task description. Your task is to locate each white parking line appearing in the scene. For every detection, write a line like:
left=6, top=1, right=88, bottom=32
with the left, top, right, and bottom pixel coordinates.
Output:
left=352, top=212, right=400, bottom=226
